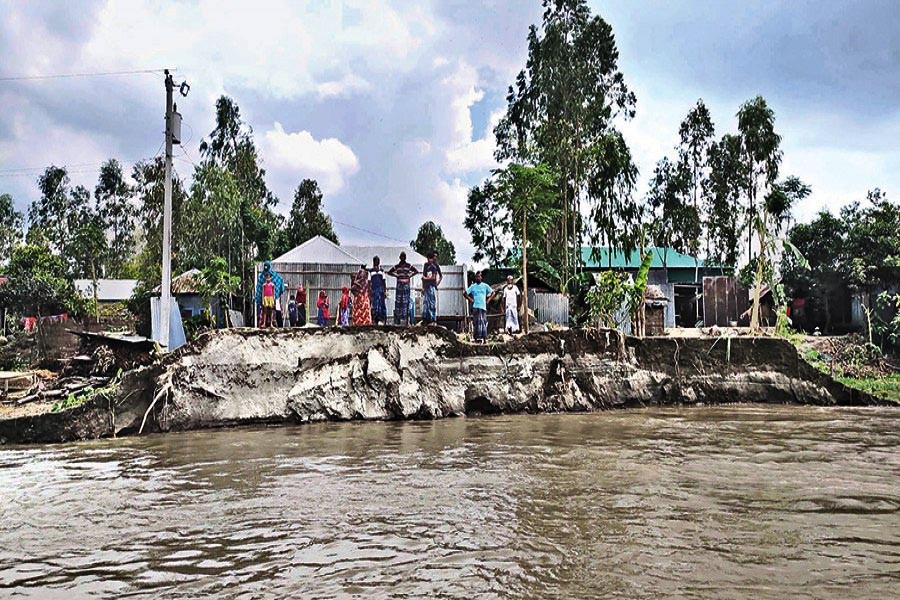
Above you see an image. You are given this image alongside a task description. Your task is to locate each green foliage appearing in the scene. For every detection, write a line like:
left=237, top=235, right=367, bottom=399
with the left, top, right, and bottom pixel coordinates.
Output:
left=586, top=250, right=653, bottom=330
left=0, top=193, right=24, bottom=266
left=586, top=271, right=630, bottom=329
left=705, top=134, right=746, bottom=269
left=131, top=157, right=187, bottom=286
left=678, top=99, right=715, bottom=262
left=493, top=163, right=563, bottom=287
left=493, top=0, right=639, bottom=283
left=50, top=375, right=121, bottom=413
left=95, top=159, right=135, bottom=278
left=411, top=221, right=456, bottom=264
left=873, top=292, right=900, bottom=351
left=0, top=244, right=84, bottom=318
left=182, top=311, right=215, bottom=342
left=465, top=179, right=510, bottom=267
left=646, top=157, right=696, bottom=269
left=181, top=162, right=242, bottom=270
left=834, top=375, right=900, bottom=404
left=199, top=257, right=241, bottom=326
left=275, top=179, right=338, bottom=255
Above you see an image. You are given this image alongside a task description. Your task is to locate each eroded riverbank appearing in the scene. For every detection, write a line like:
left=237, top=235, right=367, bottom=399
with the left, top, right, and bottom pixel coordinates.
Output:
left=0, top=327, right=883, bottom=445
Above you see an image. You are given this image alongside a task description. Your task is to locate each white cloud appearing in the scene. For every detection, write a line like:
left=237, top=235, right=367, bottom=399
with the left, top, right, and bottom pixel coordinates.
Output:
left=262, top=122, right=359, bottom=196
left=438, top=61, right=502, bottom=174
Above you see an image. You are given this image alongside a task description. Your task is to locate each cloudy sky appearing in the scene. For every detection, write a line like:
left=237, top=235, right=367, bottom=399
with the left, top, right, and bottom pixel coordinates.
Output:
left=1, top=0, right=898, bottom=262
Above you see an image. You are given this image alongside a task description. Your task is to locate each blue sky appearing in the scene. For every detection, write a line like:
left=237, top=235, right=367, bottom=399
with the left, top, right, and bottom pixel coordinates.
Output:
left=1, top=0, right=898, bottom=262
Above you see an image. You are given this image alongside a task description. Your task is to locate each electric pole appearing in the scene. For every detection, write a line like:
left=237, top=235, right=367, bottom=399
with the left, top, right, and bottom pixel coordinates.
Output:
left=159, top=70, right=175, bottom=348
left=158, top=69, right=188, bottom=348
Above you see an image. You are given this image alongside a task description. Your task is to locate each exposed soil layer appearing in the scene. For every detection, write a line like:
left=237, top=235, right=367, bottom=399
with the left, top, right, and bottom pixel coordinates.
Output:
left=0, top=327, right=882, bottom=445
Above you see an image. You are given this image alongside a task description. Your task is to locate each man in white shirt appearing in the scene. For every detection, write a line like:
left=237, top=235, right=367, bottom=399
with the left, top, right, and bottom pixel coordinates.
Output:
left=502, top=275, right=521, bottom=334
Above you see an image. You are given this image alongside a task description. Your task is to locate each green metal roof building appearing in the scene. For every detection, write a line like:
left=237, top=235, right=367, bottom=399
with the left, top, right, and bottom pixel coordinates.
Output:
left=582, top=247, right=709, bottom=283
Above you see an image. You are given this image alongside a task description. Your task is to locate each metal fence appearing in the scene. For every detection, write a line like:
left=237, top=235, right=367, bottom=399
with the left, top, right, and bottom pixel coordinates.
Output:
left=528, top=290, right=569, bottom=326
left=256, top=262, right=469, bottom=325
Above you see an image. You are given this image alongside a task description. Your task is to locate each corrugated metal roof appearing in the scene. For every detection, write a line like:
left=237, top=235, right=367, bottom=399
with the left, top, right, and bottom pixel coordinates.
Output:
left=272, top=236, right=429, bottom=266
left=74, top=279, right=139, bottom=301
left=273, top=236, right=361, bottom=264
left=582, top=247, right=704, bottom=269
left=342, top=245, right=427, bottom=266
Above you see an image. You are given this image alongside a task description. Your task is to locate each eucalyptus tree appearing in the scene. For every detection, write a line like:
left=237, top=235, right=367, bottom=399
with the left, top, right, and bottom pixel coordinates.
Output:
left=677, top=100, right=715, bottom=276
left=705, top=133, right=746, bottom=269
left=737, top=96, right=782, bottom=260
left=464, top=179, right=509, bottom=267
left=493, top=0, right=638, bottom=288
left=131, top=157, right=187, bottom=285
left=28, top=166, right=78, bottom=256
left=646, top=157, right=695, bottom=279
left=0, top=193, right=23, bottom=265
left=95, top=159, right=136, bottom=278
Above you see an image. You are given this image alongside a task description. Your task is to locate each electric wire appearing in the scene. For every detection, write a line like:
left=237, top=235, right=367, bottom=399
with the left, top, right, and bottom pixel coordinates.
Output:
left=0, top=68, right=170, bottom=82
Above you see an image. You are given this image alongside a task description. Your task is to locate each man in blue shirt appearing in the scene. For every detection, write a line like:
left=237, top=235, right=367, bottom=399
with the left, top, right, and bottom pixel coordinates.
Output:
left=464, top=271, right=494, bottom=343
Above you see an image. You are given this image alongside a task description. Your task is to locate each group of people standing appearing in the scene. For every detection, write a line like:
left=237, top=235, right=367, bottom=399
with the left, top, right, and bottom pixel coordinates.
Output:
left=256, top=255, right=523, bottom=341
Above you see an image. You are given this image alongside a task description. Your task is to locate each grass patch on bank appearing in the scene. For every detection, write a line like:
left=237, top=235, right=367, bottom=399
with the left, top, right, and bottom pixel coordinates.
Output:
left=835, top=374, right=900, bottom=404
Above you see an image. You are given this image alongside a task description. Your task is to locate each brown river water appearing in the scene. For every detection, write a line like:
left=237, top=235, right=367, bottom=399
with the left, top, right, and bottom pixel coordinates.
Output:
left=1, top=406, right=899, bottom=599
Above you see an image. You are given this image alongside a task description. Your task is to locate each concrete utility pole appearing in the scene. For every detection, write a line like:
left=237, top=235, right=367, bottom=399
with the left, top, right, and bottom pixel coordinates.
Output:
left=159, top=69, right=175, bottom=348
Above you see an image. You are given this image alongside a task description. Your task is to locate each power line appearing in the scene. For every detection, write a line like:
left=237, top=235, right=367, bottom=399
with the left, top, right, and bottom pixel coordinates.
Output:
left=332, top=218, right=410, bottom=244
left=0, top=152, right=165, bottom=178
left=0, top=68, right=170, bottom=82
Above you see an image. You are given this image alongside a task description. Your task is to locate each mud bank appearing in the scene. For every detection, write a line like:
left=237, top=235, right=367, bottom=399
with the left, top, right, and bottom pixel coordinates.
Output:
left=0, top=327, right=880, bottom=444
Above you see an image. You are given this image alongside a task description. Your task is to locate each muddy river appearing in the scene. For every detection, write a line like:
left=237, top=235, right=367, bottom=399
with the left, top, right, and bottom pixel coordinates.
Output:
left=1, top=406, right=898, bottom=598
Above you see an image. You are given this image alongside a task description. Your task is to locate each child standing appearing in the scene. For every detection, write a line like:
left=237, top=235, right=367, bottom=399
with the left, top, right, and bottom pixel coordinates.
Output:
left=261, top=273, right=276, bottom=328
left=316, top=290, right=330, bottom=326
left=338, top=286, right=352, bottom=326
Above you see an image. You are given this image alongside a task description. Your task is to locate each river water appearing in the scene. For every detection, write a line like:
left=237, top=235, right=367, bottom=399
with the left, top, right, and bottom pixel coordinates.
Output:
left=1, top=406, right=898, bottom=599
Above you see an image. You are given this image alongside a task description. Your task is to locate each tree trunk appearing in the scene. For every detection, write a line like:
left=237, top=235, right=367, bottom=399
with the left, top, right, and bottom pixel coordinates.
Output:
left=522, top=210, right=529, bottom=334
left=91, top=260, right=100, bottom=325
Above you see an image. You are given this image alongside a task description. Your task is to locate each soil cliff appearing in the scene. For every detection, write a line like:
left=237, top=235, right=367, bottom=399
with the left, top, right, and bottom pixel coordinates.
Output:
left=0, top=327, right=877, bottom=444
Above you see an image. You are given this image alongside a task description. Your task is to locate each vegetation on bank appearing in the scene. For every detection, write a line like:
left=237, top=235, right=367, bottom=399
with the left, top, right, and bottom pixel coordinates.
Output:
left=835, top=375, right=900, bottom=404
left=786, top=332, right=899, bottom=404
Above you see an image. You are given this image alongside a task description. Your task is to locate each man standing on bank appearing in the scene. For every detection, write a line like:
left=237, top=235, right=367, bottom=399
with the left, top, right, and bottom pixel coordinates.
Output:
left=464, top=271, right=494, bottom=343
left=421, top=252, right=442, bottom=325
left=502, top=275, right=522, bottom=334
left=387, top=252, right=418, bottom=326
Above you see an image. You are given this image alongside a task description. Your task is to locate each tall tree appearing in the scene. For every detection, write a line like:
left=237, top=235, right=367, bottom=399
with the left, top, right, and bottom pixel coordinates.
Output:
left=278, top=179, right=338, bottom=252
left=0, top=193, right=24, bottom=265
left=646, top=157, right=694, bottom=278
left=677, top=100, right=715, bottom=276
left=28, top=166, right=81, bottom=256
left=200, top=95, right=281, bottom=317
left=464, top=180, right=509, bottom=267
left=181, top=163, right=242, bottom=271
left=411, top=221, right=456, bottom=264
left=705, top=133, right=746, bottom=269
left=737, top=96, right=782, bottom=261
left=494, top=0, right=638, bottom=289
left=95, top=159, right=136, bottom=278
left=132, top=157, right=187, bottom=285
